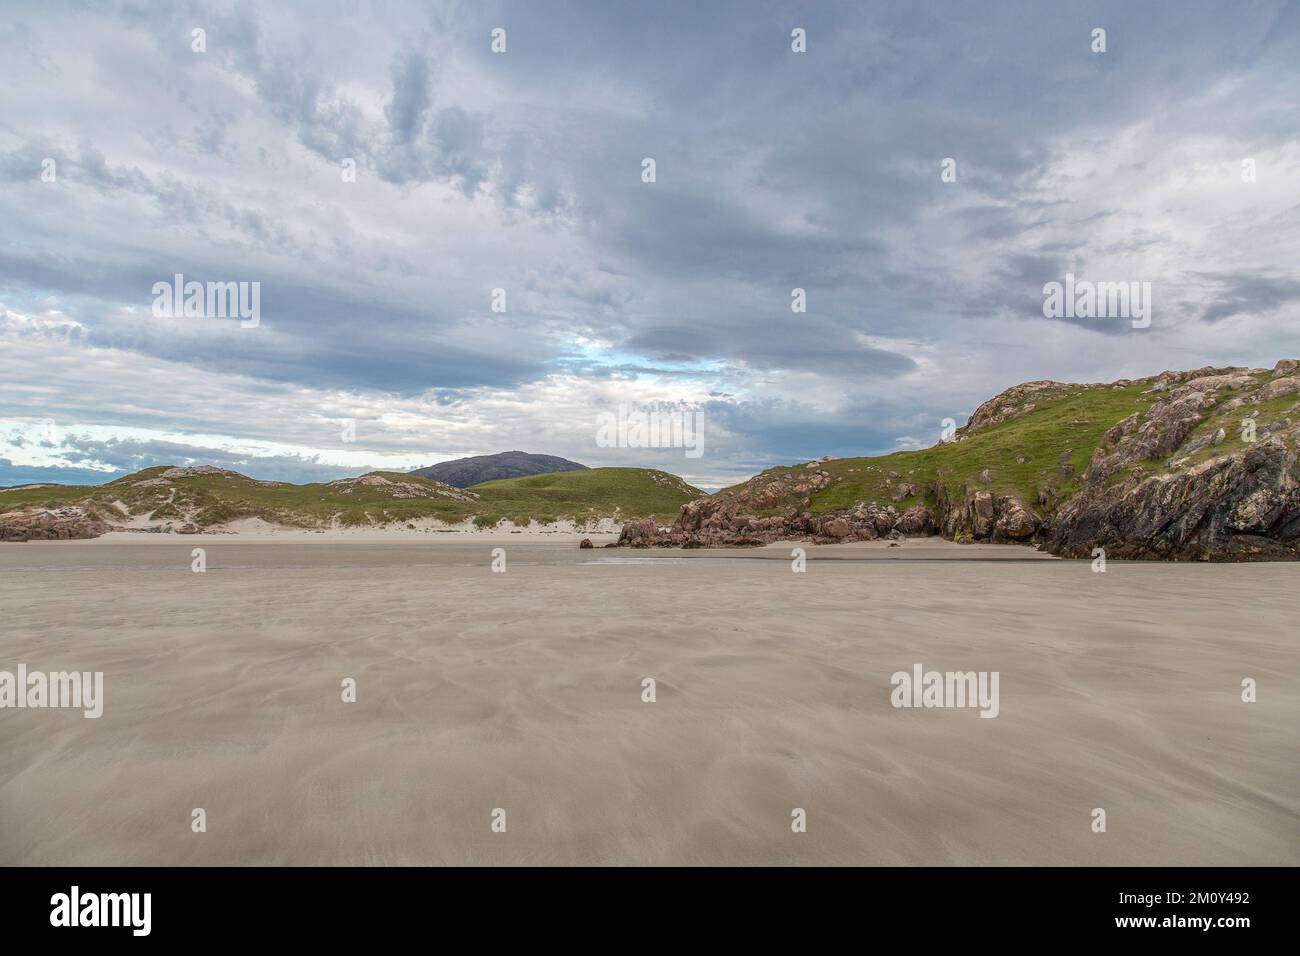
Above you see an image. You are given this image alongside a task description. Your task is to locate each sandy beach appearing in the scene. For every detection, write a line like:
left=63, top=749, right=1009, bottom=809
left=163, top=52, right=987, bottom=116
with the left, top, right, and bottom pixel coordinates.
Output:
left=0, top=535, right=1295, bottom=865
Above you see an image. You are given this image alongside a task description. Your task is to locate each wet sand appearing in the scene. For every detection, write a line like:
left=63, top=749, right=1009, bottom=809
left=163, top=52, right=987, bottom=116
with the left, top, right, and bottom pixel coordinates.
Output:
left=0, top=537, right=1295, bottom=865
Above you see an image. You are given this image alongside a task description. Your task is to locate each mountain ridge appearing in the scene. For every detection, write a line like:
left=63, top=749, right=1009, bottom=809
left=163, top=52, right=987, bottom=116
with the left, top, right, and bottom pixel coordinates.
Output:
left=410, top=451, right=587, bottom=487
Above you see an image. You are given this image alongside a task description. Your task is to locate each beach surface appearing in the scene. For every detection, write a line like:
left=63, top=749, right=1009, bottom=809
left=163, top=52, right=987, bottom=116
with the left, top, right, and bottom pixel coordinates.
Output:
left=0, top=536, right=1295, bottom=865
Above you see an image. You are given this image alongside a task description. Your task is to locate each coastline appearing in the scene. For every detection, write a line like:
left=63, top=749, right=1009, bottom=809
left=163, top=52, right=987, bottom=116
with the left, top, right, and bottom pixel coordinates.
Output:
left=13, top=529, right=1061, bottom=559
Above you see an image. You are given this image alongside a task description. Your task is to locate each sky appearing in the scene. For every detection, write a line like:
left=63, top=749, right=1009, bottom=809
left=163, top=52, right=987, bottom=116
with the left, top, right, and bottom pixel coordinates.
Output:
left=2, top=0, right=1298, bottom=490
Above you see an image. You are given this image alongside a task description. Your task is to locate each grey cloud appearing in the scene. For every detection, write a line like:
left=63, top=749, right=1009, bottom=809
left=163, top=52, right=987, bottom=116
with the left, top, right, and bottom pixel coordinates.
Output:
left=1195, top=271, right=1300, bottom=324
left=624, top=327, right=722, bottom=362
left=385, top=51, right=433, bottom=144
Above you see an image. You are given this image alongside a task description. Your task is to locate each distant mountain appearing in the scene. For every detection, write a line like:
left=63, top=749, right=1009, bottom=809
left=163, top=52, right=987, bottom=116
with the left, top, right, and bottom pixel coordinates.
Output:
left=410, top=451, right=587, bottom=488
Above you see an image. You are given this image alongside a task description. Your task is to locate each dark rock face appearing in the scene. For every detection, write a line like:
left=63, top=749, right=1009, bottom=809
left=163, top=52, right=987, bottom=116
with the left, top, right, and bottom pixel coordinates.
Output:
left=0, top=507, right=113, bottom=542
left=1047, top=435, right=1300, bottom=560
left=410, top=451, right=587, bottom=488
left=1040, top=361, right=1300, bottom=560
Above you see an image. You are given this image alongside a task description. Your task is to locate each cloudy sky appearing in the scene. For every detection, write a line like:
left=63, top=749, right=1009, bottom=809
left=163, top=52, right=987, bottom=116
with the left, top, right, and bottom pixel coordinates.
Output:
left=2, top=0, right=1298, bottom=489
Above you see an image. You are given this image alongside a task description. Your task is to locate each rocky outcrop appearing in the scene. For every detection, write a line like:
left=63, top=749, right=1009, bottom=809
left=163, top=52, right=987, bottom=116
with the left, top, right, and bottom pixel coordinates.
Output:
left=1043, top=360, right=1300, bottom=562
left=1047, top=437, right=1299, bottom=559
left=963, top=381, right=1070, bottom=433
left=933, top=485, right=1041, bottom=543
left=894, top=504, right=933, bottom=536
left=611, top=359, right=1300, bottom=560
left=616, top=470, right=1041, bottom=549
left=0, top=507, right=113, bottom=542
left=159, top=466, right=240, bottom=479
left=1258, top=377, right=1300, bottom=402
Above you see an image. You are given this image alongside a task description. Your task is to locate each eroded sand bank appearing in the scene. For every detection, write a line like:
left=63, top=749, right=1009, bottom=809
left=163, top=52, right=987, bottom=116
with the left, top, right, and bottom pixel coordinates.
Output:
left=0, top=538, right=1295, bottom=865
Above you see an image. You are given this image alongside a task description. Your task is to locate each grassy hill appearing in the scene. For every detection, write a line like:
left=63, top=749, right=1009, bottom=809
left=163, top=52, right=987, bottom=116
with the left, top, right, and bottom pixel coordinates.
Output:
left=740, top=381, right=1154, bottom=519
left=617, top=360, right=1300, bottom=559
left=470, top=467, right=702, bottom=526
left=0, top=464, right=705, bottom=535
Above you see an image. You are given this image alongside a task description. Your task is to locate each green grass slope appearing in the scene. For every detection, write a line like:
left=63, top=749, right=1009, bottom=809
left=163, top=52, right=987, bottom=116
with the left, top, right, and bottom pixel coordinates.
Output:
left=719, top=382, right=1155, bottom=518
left=0, top=465, right=705, bottom=531
left=469, top=467, right=703, bottom=527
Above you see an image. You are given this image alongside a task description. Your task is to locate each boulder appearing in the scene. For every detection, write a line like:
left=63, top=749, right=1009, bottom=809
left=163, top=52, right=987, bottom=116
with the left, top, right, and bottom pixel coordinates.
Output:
left=1258, top=377, right=1300, bottom=402
left=823, top=517, right=853, bottom=540
left=615, top=517, right=661, bottom=548
left=891, top=481, right=917, bottom=501
left=894, top=505, right=932, bottom=536
left=993, top=497, right=1039, bottom=541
